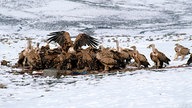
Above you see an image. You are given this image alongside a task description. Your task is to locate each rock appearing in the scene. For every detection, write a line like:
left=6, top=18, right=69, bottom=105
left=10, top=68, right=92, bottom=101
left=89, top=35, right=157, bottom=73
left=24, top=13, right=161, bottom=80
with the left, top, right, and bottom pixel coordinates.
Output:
left=1, top=60, right=10, bottom=66
left=43, top=69, right=58, bottom=78
left=0, top=84, right=7, bottom=89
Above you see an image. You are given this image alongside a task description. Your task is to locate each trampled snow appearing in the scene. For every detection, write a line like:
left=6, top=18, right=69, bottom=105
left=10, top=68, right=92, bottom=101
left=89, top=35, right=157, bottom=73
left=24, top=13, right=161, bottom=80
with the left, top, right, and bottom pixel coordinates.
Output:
left=0, top=0, right=192, bottom=108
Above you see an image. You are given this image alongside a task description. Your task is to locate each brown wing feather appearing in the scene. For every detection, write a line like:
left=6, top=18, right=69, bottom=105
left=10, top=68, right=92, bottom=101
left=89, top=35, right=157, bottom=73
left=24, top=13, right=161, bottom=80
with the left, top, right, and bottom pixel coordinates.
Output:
left=136, top=53, right=150, bottom=67
left=73, top=33, right=99, bottom=51
left=157, top=51, right=170, bottom=64
left=47, top=31, right=72, bottom=50
left=180, top=47, right=190, bottom=55
left=150, top=52, right=158, bottom=63
left=100, top=58, right=117, bottom=65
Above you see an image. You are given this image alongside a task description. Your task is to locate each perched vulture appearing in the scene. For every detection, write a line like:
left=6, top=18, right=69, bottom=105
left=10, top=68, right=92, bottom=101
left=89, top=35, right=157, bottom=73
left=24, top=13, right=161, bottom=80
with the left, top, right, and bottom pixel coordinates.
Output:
left=53, top=51, right=76, bottom=70
left=47, top=31, right=99, bottom=53
left=76, top=47, right=101, bottom=71
left=39, top=47, right=62, bottom=69
left=130, top=46, right=150, bottom=68
left=119, top=47, right=134, bottom=64
left=174, top=43, right=190, bottom=60
left=96, top=46, right=118, bottom=71
left=17, top=40, right=42, bottom=70
left=147, top=44, right=170, bottom=68
left=17, top=39, right=32, bottom=67
left=187, top=54, right=192, bottom=65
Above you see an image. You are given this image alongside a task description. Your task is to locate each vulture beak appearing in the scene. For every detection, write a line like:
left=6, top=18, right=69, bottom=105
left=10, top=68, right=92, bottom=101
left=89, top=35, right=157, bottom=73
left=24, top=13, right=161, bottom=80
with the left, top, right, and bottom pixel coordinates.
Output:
left=147, top=45, right=151, bottom=48
left=130, top=46, right=136, bottom=50
left=147, top=44, right=154, bottom=48
left=130, top=46, right=134, bottom=49
left=175, top=43, right=179, bottom=46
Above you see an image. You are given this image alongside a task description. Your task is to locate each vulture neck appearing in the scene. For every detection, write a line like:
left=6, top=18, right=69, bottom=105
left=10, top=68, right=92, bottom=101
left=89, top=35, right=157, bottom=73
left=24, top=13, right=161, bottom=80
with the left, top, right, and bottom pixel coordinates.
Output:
left=96, top=53, right=101, bottom=60
left=132, top=47, right=136, bottom=51
left=27, top=40, right=33, bottom=50
left=99, top=45, right=105, bottom=51
left=68, top=47, right=76, bottom=53
left=115, top=38, right=119, bottom=52
left=151, top=46, right=156, bottom=52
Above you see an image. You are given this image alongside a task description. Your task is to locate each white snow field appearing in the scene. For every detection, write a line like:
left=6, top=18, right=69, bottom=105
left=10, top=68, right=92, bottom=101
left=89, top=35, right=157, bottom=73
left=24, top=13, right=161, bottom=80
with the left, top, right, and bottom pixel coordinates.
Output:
left=0, top=0, right=192, bottom=108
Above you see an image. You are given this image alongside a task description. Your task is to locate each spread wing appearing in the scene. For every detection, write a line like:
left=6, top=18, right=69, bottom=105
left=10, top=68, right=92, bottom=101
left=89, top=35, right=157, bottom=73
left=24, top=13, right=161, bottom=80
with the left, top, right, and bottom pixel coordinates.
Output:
left=47, top=31, right=65, bottom=47
left=73, top=33, right=99, bottom=51
left=47, top=31, right=72, bottom=51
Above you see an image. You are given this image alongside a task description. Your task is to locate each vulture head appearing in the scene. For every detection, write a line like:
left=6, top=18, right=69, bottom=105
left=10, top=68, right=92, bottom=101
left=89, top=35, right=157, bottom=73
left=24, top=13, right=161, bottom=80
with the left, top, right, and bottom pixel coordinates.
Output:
left=175, top=43, right=180, bottom=46
left=130, top=46, right=136, bottom=50
left=47, top=31, right=99, bottom=53
left=174, top=43, right=190, bottom=60
left=147, top=44, right=155, bottom=49
left=175, top=43, right=187, bottom=48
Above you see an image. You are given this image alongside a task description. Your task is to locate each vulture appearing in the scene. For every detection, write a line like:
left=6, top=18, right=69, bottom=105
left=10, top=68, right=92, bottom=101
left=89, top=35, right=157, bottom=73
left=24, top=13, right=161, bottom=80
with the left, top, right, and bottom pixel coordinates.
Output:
left=174, top=43, right=190, bottom=60
left=130, top=46, right=150, bottom=68
left=147, top=44, right=170, bottom=68
left=187, top=54, right=192, bottom=65
left=53, top=51, right=76, bottom=70
left=17, top=40, right=42, bottom=70
left=96, top=46, right=118, bottom=71
left=39, top=47, right=62, bottom=69
left=47, top=31, right=99, bottom=71
left=75, top=47, right=97, bottom=71
left=47, top=31, right=99, bottom=53
left=119, top=47, right=134, bottom=64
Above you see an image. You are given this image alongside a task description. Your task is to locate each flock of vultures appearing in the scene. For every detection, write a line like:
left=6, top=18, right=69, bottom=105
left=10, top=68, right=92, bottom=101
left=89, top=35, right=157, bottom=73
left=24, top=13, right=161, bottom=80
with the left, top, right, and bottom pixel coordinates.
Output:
left=16, top=31, right=192, bottom=74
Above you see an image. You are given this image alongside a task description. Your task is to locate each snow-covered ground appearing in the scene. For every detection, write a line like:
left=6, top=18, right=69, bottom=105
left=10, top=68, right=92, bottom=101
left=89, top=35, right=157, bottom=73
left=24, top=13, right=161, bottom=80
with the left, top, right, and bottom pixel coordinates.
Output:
left=0, top=0, right=192, bottom=108
left=1, top=67, right=192, bottom=108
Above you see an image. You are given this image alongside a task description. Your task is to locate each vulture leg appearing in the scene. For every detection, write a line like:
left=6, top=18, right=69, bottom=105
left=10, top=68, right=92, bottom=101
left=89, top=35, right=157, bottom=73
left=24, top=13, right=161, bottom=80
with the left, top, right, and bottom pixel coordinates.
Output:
left=159, top=61, right=163, bottom=68
left=136, top=61, right=141, bottom=68
left=157, top=60, right=161, bottom=68
left=67, top=63, right=72, bottom=70
left=104, top=65, right=110, bottom=72
left=174, top=54, right=179, bottom=60
left=181, top=55, right=185, bottom=61
left=187, top=54, right=192, bottom=65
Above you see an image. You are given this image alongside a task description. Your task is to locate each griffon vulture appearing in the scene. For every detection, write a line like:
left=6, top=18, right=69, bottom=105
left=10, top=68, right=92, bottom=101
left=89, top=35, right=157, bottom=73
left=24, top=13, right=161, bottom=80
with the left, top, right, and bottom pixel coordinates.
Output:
left=130, top=46, right=150, bottom=68
left=187, top=54, right=192, bottom=65
left=174, top=43, right=190, bottom=60
left=47, top=31, right=99, bottom=53
left=119, top=47, right=134, bottom=64
left=17, top=40, right=42, bottom=70
left=76, top=47, right=101, bottom=71
left=147, top=44, right=170, bottom=68
left=53, top=51, right=76, bottom=70
left=96, top=46, right=118, bottom=71
left=39, top=47, right=62, bottom=69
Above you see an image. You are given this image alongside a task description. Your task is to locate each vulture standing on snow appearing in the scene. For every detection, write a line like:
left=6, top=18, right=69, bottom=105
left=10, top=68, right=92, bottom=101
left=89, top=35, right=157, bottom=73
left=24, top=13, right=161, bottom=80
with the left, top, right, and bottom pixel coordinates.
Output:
left=187, top=54, right=192, bottom=65
left=47, top=31, right=99, bottom=53
left=118, top=47, right=133, bottom=65
left=17, top=40, right=42, bottom=70
left=147, top=44, right=170, bottom=68
left=130, top=46, right=150, bottom=68
left=174, top=43, right=190, bottom=60
left=96, top=46, right=118, bottom=71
